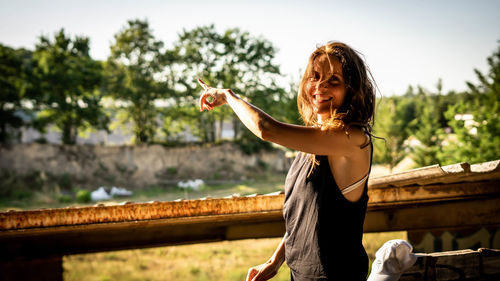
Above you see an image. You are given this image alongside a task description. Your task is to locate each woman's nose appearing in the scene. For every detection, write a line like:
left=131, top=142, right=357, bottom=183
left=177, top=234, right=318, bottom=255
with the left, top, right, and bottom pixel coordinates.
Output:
left=318, top=79, right=330, bottom=88
left=310, top=81, right=327, bottom=94
left=314, top=81, right=329, bottom=91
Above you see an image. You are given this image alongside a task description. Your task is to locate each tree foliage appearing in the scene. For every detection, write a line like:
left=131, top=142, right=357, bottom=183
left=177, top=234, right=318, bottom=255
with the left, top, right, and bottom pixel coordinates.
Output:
left=105, top=19, right=169, bottom=144
left=168, top=25, right=291, bottom=148
left=0, top=44, right=29, bottom=143
left=29, top=29, right=108, bottom=144
left=408, top=86, right=442, bottom=167
left=373, top=86, right=420, bottom=170
left=438, top=43, right=500, bottom=164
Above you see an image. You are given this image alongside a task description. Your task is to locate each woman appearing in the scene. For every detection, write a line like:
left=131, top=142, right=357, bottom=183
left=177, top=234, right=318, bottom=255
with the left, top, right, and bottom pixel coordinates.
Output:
left=199, top=41, right=376, bottom=281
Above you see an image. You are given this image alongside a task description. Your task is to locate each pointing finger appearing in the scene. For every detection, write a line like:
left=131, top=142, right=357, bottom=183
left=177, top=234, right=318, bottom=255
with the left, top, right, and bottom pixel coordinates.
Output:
left=197, top=78, right=209, bottom=90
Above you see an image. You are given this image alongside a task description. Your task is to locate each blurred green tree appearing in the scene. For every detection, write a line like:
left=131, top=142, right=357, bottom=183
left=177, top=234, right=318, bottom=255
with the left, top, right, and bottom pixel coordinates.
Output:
left=408, top=85, right=442, bottom=167
left=373, top=88, right=417, bottom=170
left=439, top=43, right=500, bottom=164
left=0, top=44, right=29, bottom=143
left=105, top=19, right=170, bottom=144
left=29, top=29, right=108, bottom=144
left=169, top=25, right=291, bottom=148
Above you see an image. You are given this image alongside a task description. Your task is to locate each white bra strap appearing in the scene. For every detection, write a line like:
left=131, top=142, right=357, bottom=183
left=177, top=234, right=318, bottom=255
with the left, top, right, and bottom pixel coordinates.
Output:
left=341, top=174, right=369, bottom=195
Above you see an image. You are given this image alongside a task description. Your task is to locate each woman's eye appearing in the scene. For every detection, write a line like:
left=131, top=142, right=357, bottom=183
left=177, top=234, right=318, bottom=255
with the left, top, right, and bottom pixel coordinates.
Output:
left=310, top=73, right=320, bottom=80
left=329, top=78, right=340, bottom=84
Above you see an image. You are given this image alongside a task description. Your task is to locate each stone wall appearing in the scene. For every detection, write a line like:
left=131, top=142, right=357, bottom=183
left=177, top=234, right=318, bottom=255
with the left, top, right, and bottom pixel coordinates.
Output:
left=0, top=143, right=291, bottom=188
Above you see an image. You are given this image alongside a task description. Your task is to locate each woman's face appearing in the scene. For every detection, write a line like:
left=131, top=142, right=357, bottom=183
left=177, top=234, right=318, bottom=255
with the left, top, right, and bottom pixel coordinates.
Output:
left=306, top=55, right=346, bottom=122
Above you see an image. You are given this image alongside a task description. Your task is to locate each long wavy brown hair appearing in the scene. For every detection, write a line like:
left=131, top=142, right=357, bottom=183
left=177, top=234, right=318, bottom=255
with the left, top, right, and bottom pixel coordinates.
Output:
left=297, top=41, right=376, bottom=133
left=297, top=42, right=377, bottom=174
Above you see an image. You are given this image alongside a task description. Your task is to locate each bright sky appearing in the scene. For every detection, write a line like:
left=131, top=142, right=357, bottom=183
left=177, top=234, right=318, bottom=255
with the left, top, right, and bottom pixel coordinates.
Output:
left=1, top=0, right=499, bottom=96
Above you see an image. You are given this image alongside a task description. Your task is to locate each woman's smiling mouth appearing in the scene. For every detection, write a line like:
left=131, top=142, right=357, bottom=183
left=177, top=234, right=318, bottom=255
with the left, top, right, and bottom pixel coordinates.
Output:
left=314, top=95, right=333, bottom=103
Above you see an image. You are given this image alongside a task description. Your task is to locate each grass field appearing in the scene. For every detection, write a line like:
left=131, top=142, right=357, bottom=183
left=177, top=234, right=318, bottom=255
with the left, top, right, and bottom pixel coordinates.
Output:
left=0, top=172, right=288, bottom=212
left=64, top=232, right=407, bottom=281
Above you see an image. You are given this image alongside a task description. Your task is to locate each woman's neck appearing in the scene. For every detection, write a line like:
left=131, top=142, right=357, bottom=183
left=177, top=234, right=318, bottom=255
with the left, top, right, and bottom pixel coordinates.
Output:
left=317, top=114, right=329, bottom=125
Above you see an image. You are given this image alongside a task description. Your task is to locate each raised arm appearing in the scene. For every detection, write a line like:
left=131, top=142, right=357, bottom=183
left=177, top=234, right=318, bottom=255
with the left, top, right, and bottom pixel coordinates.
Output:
left=198, top=79, right=367, bottom=156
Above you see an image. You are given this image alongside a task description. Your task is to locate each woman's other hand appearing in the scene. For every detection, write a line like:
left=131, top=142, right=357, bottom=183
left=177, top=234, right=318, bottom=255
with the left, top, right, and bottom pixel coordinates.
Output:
left=245, top=260, right=280, bottom=281
left=198, top=78, right=229, bottom=111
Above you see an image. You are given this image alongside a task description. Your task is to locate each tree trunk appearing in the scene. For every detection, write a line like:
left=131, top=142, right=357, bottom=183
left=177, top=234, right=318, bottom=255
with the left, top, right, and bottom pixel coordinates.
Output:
left=218, top=115, right=224, bottom=141
left=233, top=117, right=240, bottom=139
left=62, top=118, right=74, bottom=145
left=0, top=120, right=6, bottom=143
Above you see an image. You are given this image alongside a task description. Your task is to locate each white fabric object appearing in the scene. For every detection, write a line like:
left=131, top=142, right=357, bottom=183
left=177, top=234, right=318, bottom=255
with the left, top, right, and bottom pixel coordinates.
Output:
left=177, top=179, right=205, bottom=191
left=367, top=239, right=418, bottom=281
left=110, top=186, right=133, bottom=196
left=91, top=187, right=111, bottom=201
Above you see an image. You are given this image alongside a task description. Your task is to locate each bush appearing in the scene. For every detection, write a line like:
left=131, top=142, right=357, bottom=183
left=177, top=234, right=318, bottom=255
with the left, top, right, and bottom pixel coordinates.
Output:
left=167, top=167, right=177, bottom=175
left=76, top=190, right=91, bottom=203
left=58, top=173, right=72, bottom=190
left=57, top=194, right=73, bottom=203
left=11, top=190, right=33, bottom=200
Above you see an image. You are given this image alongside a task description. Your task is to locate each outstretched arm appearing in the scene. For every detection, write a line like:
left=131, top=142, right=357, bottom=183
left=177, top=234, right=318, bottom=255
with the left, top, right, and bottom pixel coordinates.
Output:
left=198, top=79, right=367, bottom=156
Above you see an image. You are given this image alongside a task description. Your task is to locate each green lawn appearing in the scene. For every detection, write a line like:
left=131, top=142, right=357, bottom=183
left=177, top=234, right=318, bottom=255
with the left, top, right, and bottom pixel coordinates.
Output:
left=64, top=231, right=407, bottom=281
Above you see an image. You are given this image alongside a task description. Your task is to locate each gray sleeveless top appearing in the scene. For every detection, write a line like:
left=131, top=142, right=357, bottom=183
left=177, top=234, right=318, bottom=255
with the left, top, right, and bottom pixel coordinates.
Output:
left=283, top=149, right=371, bottom=280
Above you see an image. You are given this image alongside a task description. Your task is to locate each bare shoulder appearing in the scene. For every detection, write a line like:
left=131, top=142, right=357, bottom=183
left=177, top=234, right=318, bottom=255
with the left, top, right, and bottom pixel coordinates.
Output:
left=327, top=127, right=371, bottom=199
left=343, top=126, right=371, bottom=149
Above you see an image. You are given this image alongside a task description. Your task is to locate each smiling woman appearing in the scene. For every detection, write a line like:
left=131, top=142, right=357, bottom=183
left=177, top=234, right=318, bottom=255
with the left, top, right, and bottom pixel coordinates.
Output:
left=197, top=41, right=377, bottom=281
